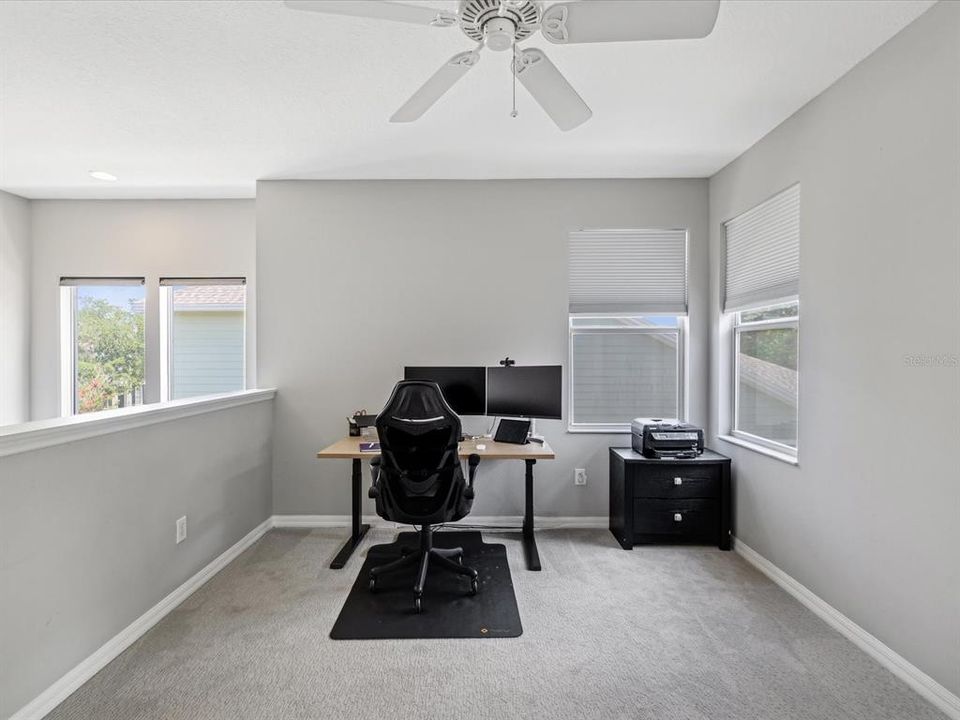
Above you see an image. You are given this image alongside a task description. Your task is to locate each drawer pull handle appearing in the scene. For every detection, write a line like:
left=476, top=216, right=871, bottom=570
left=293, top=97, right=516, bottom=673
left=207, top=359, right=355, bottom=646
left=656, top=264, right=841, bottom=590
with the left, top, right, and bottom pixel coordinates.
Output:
left=674, top=513, right=683, bottom=522
left=674, top=477, right=683, bottom=486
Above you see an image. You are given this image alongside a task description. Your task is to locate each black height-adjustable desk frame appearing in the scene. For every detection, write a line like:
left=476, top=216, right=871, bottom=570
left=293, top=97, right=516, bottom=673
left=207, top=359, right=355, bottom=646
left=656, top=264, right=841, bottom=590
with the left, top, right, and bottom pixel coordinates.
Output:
left=317, top=437, right=554, bottom=571
left=522, top=459, right=540, bottom=570
left=330, top=458, right=372, bottom=569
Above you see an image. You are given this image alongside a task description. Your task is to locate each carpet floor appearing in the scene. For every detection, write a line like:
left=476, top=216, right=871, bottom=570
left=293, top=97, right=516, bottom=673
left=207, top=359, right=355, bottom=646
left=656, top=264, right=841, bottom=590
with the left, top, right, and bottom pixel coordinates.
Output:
left=46, top=528, right=946, bottom=720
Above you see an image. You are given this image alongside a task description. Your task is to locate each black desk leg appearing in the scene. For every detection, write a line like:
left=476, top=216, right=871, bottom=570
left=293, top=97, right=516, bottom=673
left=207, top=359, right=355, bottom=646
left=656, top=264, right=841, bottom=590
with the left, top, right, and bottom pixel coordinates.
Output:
left=522, top=459, right=542, bottom=571
left=330, top=458, right=371, bottom=569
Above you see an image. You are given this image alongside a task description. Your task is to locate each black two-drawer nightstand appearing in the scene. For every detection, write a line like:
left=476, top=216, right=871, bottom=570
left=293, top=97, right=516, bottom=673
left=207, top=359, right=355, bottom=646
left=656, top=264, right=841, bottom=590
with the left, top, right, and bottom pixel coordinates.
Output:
left=609, top=448, right=731, bottom=550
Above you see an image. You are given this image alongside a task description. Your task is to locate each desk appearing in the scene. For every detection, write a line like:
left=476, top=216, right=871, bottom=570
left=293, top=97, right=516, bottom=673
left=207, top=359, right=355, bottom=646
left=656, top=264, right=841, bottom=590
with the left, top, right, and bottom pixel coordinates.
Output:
left=316, top=436, right=555, bottom=571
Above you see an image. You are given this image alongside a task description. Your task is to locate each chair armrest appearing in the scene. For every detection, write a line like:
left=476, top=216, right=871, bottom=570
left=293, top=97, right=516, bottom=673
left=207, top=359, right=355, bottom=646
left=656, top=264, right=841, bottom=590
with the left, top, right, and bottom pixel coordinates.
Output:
left=467, top=453, right=481, bottom=488
left=368, top=456, right=381, bottom=499
left=463, top=454, right=480, bottom=500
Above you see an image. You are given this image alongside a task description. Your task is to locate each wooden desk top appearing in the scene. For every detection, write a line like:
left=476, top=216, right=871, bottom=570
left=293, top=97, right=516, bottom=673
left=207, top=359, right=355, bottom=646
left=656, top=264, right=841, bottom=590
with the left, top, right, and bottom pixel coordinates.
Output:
left=317, top=435, right=555, bottom=460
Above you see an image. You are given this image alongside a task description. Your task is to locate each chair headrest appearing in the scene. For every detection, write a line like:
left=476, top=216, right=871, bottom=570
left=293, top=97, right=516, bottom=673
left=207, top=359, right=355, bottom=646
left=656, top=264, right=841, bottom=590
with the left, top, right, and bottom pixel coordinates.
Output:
left=378, top=381, right=458, bottom=424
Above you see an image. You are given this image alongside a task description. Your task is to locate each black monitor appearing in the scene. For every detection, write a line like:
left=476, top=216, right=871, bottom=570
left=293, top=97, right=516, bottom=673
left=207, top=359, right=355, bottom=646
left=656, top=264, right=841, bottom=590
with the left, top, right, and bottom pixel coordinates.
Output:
left=487, top=365, right=562, bottom=420
left=403, top=366, right=487, bottom=416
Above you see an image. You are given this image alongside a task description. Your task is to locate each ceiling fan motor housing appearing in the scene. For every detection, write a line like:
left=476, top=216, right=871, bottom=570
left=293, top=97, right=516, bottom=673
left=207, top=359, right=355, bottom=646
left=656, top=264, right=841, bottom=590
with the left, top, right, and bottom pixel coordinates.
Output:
left=484, top=16, right=516, bottom=51
left=459, top=0, right=541, bottom=48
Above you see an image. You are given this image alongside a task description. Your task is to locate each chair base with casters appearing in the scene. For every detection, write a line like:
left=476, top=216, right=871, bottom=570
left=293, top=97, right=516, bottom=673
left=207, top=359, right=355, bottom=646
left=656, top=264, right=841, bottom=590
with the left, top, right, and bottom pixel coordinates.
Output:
left=367, top=524, right=479, bottom=613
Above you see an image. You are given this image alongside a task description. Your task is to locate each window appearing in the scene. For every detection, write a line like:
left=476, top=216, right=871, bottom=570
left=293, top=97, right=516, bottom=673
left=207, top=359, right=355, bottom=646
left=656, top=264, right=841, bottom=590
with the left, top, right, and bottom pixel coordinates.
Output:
left=59, top=278, right=145, bottom=415
left=734, top=301, right=798, bottom=451
left=570, top=315, right=683, bottom=430
left=723, top=184, right=800, bottom=455
left=568, top=229, right=688, bottom=431
left=160, top=278, right=246, bottom=400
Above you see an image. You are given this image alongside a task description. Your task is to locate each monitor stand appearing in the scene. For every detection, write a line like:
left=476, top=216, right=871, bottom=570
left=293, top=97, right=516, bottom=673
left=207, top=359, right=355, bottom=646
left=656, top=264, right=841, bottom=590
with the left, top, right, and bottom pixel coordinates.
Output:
left=527, top=418, right=545, bottom=444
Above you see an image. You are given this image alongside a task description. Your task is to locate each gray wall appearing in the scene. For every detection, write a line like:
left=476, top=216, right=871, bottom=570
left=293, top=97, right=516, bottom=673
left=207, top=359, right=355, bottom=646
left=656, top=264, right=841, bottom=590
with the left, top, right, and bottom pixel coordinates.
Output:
left=708, top=0, right=959, bottom=696
left=29, top=200, right=257, bottom=421
left=0, top=397, right=274, bottom=719
left=257, top=179, right=709, bottom=517
left=0, top=190, right=31, bottom=425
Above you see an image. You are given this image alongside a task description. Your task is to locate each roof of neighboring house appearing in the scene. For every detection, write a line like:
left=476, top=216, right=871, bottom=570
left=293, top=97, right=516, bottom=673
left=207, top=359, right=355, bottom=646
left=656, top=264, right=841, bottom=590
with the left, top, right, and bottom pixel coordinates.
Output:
left=739, top=354, right=798, bottom=406
left=129, top=285, right=245, bottom=312
left=171, top=285, right=245, bottom=308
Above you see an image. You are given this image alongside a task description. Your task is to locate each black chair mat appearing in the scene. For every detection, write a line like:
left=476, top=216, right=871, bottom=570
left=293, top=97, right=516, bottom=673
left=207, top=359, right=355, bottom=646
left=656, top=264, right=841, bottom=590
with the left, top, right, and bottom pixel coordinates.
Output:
left=330, top=531, right=522, bottom=640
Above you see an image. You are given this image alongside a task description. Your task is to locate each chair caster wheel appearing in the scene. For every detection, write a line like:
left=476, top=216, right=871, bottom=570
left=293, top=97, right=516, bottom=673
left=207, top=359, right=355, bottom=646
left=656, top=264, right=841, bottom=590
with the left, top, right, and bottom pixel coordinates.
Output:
left=369, top=577, right=377, bottom=592
left=469, top=577, right=479, bottom=596
left=456, top=554, right=463, bottom=565
left=414, top=596, right=422, bottom=614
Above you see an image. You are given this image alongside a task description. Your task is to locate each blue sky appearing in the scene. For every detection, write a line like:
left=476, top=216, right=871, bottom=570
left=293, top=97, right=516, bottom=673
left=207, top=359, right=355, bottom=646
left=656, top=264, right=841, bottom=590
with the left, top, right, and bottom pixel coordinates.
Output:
left=77, top=284, right=144, bottom=312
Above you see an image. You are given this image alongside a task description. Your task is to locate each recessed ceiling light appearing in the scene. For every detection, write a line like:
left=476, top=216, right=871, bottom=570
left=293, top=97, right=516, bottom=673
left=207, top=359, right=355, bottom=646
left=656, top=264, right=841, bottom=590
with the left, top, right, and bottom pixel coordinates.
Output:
left=89, top=170, right=117, bottom=181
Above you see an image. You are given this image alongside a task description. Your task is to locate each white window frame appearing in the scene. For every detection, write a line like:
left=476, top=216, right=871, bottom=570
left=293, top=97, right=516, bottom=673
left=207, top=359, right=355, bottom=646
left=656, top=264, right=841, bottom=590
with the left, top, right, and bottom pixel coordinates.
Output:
left=161, top=277, right=247, bottom=402
left=159, top=285, right=173, bottom=402
left=59, top=278, right=146, bottom=417
left=568, top=314, right=687, bottom=434
left=59, top=286, right=77, bottom=417
left=731, top=301, right=799, bottom=456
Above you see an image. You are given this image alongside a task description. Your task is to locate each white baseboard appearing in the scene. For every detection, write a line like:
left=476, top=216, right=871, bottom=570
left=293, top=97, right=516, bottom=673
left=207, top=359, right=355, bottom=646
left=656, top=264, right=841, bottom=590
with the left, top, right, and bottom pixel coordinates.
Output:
left=270, top=514, right=381, bottom=528
left=270, top=514, right=608, bottom=530
left=734, top=537, right=960, bottom=720
left=10, top=518, right=273, bottom=720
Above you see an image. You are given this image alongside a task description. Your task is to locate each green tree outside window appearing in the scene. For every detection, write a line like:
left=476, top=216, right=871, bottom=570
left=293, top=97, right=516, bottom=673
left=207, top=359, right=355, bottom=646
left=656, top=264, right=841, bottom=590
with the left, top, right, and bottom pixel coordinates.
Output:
left=76, top=297, right=145, bottom=413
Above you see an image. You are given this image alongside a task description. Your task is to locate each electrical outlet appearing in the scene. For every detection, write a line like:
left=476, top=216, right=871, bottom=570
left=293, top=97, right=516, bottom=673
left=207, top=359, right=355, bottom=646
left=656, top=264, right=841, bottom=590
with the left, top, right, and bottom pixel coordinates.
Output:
left=574, top=468, right=587, bottom=486
left=176, top=516, right=187, bottom=544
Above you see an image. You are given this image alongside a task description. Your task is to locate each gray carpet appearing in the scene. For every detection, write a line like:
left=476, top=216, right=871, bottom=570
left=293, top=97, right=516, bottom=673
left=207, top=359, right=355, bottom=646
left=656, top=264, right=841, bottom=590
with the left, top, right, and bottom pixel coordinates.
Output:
left=46, top=528, right=946, bottom=720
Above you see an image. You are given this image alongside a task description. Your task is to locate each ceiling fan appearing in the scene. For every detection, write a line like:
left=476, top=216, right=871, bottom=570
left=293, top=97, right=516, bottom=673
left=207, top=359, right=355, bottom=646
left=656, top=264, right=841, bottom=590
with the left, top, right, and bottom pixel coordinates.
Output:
left=284, top=0, right=721, bottom=131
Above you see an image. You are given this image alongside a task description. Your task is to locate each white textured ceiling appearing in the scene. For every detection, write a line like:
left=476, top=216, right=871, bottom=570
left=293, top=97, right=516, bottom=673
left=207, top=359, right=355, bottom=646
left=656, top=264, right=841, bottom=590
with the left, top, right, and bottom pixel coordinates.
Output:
left=0, top=0, right=934, bottom=198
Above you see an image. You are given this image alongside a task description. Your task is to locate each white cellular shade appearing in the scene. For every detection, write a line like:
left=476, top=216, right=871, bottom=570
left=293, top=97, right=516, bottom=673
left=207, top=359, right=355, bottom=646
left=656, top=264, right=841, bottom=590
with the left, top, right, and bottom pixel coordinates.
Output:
left=569, top=229, right=688, bottom=314
left=723, top=184, right=800, bottom=312
left=60, top=277, right=143, bottom=286
left=160, top=277, right=245, bottom=286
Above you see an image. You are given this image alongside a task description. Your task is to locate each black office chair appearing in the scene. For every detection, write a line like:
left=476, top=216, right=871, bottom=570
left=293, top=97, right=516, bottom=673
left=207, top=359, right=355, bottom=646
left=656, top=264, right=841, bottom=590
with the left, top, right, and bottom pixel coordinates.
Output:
left=367, top=380, right=481, bottom=613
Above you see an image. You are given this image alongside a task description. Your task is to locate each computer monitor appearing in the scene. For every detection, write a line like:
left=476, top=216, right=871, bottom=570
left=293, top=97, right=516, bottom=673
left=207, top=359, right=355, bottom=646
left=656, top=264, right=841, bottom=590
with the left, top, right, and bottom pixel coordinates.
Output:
left=486, top=365, right=562, bottom=420
left=403, top=366, right=487, bottom=416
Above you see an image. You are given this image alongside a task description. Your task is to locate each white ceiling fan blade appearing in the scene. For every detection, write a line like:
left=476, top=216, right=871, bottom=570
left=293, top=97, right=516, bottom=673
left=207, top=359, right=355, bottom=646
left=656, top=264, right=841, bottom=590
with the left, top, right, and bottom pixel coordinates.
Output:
left=513, top=48, right=591, bottom=131
left=284, top=1, right=457, bottom=27
left=390, top=51, right=481, bottom=123
left=541, top=0, right=720, bottom=44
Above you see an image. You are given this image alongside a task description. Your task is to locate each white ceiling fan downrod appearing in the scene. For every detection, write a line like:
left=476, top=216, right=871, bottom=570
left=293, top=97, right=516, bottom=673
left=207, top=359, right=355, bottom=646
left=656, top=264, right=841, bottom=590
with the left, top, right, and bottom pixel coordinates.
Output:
left=511, top=42, right=519, bottom=118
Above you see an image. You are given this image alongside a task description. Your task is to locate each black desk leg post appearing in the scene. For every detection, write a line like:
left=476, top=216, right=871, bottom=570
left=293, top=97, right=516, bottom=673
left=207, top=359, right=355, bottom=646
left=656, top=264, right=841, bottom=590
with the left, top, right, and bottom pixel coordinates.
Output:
left=522, top=459, right=542, bottom=571
left=330, top=458, right=371, bottom=569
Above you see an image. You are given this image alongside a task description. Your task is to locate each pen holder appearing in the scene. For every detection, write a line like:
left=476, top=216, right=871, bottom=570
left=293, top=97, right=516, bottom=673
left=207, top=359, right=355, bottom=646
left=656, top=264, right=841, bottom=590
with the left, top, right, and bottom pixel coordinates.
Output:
left=349, top=412, right=377, bottom=437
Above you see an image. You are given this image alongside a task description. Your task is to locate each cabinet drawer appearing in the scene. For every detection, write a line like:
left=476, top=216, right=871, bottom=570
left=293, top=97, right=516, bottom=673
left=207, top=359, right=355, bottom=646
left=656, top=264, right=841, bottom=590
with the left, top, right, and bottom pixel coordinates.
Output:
left=631, top=466, right=720, bottom=498
left=634, top=498, right=718, bottom=536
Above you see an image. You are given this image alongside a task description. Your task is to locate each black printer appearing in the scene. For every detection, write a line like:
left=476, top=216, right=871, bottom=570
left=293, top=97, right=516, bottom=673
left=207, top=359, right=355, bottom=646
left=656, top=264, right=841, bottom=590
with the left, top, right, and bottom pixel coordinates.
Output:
left=631, top=418, right=704, bottom=459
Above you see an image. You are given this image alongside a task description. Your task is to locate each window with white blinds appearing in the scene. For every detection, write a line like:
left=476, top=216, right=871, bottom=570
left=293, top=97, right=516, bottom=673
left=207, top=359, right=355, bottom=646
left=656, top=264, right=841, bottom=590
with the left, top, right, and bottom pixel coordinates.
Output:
left=570, top=322, right=680, bottom=427
left=723, top=184, right=800, bottom=312
left=569, top=229, right=688, bottom=314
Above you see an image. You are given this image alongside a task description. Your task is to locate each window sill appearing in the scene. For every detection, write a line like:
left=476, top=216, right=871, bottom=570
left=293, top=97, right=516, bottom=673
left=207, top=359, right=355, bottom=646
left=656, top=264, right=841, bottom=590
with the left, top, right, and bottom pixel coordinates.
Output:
left=0, top=389, right=277, bottom=458
left=717, top=434, right=798, bottom=466
left=567, top=426, right=632, bottom=434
